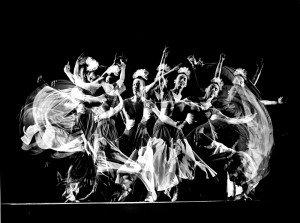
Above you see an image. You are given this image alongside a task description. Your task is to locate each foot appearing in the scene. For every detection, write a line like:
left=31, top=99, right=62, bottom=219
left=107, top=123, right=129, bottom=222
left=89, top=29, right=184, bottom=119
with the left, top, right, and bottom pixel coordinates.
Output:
left=144, top=192, right=156, bottom=202
left=65, top=193, right=79, bottom=203
left=118, top=187, right=132, bottom=202
left=171, top=186, right=179, bottom=202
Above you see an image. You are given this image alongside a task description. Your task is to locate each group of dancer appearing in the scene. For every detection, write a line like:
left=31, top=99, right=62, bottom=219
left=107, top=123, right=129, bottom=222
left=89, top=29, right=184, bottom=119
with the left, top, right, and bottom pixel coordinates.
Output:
left=19, top=47, right=284, bottom=202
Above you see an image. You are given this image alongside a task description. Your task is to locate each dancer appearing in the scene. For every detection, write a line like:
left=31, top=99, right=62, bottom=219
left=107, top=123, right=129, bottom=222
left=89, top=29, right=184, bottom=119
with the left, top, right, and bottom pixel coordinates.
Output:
left=20, top=54, right=133, bottom=202
left=205, top=69, right=274, bottom=200
left=121, top=68, right=186, bottom=202
left=20, top=56, right=106, bottom=202
left=145, top=61, right=219, bottom=202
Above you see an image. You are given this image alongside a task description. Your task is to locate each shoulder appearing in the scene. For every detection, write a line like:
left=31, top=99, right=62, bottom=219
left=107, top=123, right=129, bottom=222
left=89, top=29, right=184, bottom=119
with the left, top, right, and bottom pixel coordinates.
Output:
left=123, top=98, right=131, bottom=103
left=211, top=107, right=221, bottom=114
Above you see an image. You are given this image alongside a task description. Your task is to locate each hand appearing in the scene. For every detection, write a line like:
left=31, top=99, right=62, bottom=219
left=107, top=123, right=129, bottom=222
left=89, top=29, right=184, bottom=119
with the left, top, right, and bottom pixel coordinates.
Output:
left=173, top=63, right=182, bottom=71
left=107, top=65, right=120, bottom=74
left=220, top=53, right=226, bottom=61
left=119, top=59, right=126, bottom=69
left=196, top=57, right=204, bottom=66
left=163, top=46, right=169, bottom=57
left=256, top=58, right=264, bottom=69
left=175, top=121, right=184, bottom=129
left=37, top=75, right=43, bottom=84
left=115, top=54, right=128, bottom=65
left=94, top=115, right=100, bottom=122
left=51, top=80, right=57, bottom=87
left=277, top=96, right=285, bottom=104
left=64, top=62, right=71, bottom=73
left=256, top=57, right=264, bottom=68
left=187, top=55, right=196, bottom=66
left=97, top=95, right=107, bottom=103
left=76, top=103, right=86, bottom=114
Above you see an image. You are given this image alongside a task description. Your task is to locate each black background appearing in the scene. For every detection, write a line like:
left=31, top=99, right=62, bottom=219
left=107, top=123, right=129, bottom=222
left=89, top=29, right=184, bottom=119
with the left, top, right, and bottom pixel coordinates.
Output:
left=2, top=0, right=297, bottom=203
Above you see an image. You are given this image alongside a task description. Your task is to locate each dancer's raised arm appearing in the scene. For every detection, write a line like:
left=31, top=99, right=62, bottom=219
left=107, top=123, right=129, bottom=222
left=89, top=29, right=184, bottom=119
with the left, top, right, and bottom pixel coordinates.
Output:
left=115, top=58, right=126, bottom=88
left=251, top=57, right=264, bottom=86
left=64, top=61, right=75, bottom=83
left=144, top=63, right=181, bottom=93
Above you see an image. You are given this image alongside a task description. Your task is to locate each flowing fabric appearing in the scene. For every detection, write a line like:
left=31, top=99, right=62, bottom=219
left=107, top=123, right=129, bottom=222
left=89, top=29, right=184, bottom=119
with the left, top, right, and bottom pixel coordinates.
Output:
left=20, top=83, right=89, bottom=155
left=211, top=83, right=274, bottom=193
left=19, top=80, right=156, bottom=202
left=234, top=85, right=274, bottom=191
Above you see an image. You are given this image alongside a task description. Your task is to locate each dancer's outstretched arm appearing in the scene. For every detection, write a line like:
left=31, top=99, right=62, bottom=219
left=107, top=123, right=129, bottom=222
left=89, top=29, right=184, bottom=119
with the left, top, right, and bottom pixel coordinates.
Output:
left=260, top=96, right=286, bottom=105
left=211, top=108, right=256, bottom=124
left=94, top=91, right=124, bottom=121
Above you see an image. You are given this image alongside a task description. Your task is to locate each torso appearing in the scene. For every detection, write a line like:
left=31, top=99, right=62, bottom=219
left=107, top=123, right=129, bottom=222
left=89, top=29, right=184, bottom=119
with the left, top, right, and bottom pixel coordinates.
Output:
left=123, top=97, right=144, bottom=130
left=186, top=95, right=217, bottom=124
left=160, top=90, right=176, bottom=117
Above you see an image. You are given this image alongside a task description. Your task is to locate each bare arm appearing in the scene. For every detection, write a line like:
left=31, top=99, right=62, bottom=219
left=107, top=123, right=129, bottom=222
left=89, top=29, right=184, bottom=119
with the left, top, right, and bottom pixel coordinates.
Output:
left=71, top=88, right=106, bottom=105
left=95, top=92, right=124, bottom=121
left=260, top=96, right=284, bottom=105
left=92, top=56, right=126, bottom=86
left=145, top=64, right=181, bottom=93
left=159, top=113, right=179, bottom=128
left=214, top=53, right=225, bottom=79
left=91, top=64, right=114, bottom=85
left=63, top=62, right=75, bottom=83
left=210, top=109, right=256, bottom=124
left=83, top=94, right=107, bottom=104
left=73, top=54, right=87, bottom=81
left=116, top=59, right=126, bottom=88
left=177, top=99, right=198, bottom=129
left=252, top=58, right=264, bottom=86
left=145, top=99, right=179, bottom=128
left=187, top=55, right=203, bottom=91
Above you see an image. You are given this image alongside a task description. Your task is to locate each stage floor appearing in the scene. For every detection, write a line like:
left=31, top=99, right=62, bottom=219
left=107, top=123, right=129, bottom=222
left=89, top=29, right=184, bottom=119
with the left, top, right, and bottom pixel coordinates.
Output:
left=2, top=200, right=293, bottom=222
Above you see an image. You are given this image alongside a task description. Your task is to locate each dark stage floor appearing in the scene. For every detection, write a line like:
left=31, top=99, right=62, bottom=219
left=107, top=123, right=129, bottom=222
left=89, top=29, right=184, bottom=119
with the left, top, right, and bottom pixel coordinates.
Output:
left=2, top=200, right=294, bottom=222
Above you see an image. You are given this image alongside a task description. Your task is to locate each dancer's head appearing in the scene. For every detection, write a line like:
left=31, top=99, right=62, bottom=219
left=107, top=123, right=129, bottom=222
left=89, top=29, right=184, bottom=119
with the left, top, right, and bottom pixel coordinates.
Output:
left=106, top=65, right=121, bottom=83
left=132, top=69, right=149, bottom=96
left=84, top=56, right=103, bottom=82
left=174, top=67, right=190, bottom=89
left=205, top=77, right=223, bottom=99
left=232, top=68, right=247, bottom=87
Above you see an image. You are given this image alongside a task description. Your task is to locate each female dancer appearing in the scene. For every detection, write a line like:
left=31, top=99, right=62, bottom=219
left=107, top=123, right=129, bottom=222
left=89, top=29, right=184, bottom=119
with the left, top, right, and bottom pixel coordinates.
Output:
left=143, top=61, right=220, bottom=202
left=194, top=66, right=274, bottom=200
left=20, top=54, right=145, bottom=202
left=119, top=67, right=186, bottom=202
left=20, top=55, right=107, bottom=202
